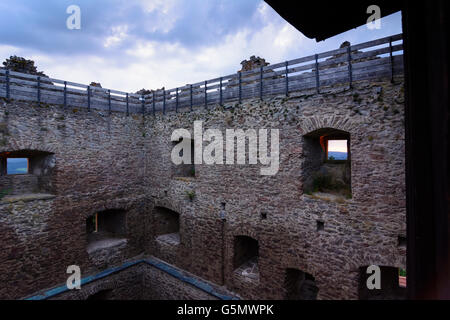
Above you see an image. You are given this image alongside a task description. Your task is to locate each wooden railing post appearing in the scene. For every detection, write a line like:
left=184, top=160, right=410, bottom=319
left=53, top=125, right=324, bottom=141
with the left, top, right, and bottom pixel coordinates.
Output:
left=37, top=76, right=41, bottom=104
left=176, top=88, right=179, bottom=113
left=219, top=77, right=223, bottom=105
left=108, top=89, right=112, bottom=114
left=163, top=88, right=166, bottom=115
left=190, top=84, right=193, bottom=111
left=87, top=86, right=91, bottom=111
left=126, top=93, right=129, bottom=116
left=238, top=71, right=242, bottom=104
left=141, top=95, right=145, bottom=115
left=285, top=61, right=289, bottom=96
left=153, top=91, right=156, bottom=116
left=64, top=81, right=67, bottom=108
left=315, top=54, right=320, bottom=94
left=204, top=80, right=207, bottom=109
left=389, top=36, right=394, bottom=83
left=347, top=46, right=353, bottom=88
left=5, top=70, right=9, bottom=100
left=260, top=66, right=263, bottom=100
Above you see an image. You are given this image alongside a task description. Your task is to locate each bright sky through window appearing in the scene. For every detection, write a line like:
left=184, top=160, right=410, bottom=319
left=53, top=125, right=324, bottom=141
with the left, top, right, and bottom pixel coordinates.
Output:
left=327, top=140, right=348, bottom=160
left=7, top=158, right=28, bottom=174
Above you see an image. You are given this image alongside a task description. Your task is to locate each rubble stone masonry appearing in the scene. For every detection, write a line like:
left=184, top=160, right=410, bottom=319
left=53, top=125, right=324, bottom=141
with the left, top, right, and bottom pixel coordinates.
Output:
left=0, top=74, right=406, bottom=300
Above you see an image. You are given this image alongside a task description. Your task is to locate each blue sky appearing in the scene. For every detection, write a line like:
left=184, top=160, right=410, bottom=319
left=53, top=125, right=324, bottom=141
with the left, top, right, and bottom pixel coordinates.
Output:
left=0, top=0, right=402, bottom=92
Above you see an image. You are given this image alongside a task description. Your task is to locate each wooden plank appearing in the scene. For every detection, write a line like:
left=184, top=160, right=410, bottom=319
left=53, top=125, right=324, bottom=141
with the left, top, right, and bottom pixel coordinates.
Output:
left=352, top=33, right=402, bottom=51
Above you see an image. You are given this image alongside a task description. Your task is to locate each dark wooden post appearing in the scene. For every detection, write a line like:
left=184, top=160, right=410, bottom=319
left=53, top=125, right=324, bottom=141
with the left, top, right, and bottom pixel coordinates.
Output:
left=87, top=86, right=91, bottom=112
left=153, top=91, right=156, bottom=116
left=238, top=71, right=242, bottom=104
left=176, top=88, right=179, bottom=113
left=347, top=46, right=353, bottom=88
left=219, top=77, right=223, bottom=105
left=37, top=76, right=41, bottom=104
left=163, top=89, right=166, bottom=115
left=190, top=84, right=193, bottom=111
left=389, top=36, right=394, bottom=83
left=260, top=66, right=263, bottom=100
left=5, top=70, right=10, bottom=100
left=108, top=89, right=112, bottom=115
left=315, top=54, right=320, bottom=93
left=204, top=80, right=207, bottom=108
left=285, top=61, right=289, bottom=96
left=64, top=81, right=67, bottom=108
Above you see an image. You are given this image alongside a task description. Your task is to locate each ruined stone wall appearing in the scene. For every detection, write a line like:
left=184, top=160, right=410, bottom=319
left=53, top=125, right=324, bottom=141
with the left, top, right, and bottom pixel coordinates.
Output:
left=0, top=74, right=406, bottom=300
left=143, top=75, right=406, bottom=300
left=0, top=101, right=150, bottom=299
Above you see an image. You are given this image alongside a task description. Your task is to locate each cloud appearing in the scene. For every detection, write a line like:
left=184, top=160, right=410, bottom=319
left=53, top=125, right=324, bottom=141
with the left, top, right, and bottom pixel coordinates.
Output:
left=0, top=1, right=402, bottom=93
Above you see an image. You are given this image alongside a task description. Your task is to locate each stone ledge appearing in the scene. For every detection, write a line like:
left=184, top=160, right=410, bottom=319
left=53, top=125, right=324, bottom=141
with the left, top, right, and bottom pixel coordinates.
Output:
left=86, top=238, right=128, bottom=254
left=0, top=193, right=56, bottom=204
left=304, top=192, right=350, bottom=203
left=172, top=176, right=196, bottom=182
left=156, top=232, right=180, bottom=246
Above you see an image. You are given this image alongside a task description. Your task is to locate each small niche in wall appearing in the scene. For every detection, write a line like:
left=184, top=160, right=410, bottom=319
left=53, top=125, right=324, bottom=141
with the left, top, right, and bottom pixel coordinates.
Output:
left=0, top=150, right=55, bottom=199
left=303, top=128, right=351, bottom=201
left=397, top=236, right=407, bottom=248
left=86, top=209, right=127, bottom=251
left=153, top=207, right=180, bottom=245
left=284, top=268, right=319, bottom=300
left=316, top=220, right=324, bottom=231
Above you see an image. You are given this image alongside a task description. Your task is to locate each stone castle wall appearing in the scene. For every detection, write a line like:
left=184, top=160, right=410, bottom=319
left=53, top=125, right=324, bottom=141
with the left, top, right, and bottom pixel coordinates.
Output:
left=0, top=74, right=406, bottom=300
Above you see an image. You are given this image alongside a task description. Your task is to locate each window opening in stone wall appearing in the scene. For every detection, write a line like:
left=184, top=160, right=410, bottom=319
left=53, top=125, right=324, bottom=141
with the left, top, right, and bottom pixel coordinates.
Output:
left=6, top=158, right=29, bottom=175
left=86, top=209, right=127, bottom=250
left=153, top=207, right=180, bottom=245
left=327, top=140, right=348, bottom=161
left=0, top=150, right=55, bottom=198
left=233, top=236, right=259, bottom=280
left=284, top=268, right=319, bottom=300
left=303, top=128, right=351, bottom=200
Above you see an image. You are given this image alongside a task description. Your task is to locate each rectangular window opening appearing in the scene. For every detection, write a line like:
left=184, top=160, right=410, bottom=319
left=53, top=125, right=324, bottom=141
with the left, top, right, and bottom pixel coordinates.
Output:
left=6, top=158, right=29, bottom=175
left=327, top=140, right=348, bottom=161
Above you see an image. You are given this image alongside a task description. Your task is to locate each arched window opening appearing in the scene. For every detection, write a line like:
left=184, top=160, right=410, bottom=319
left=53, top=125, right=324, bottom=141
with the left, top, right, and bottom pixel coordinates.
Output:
left=233, top=236, right=259, bottom=280
left=303, top=128, right=351, bottom=200
left=284, top=268, right=319, bottom=300
left=153, top=207, right=180, bottom=245
left=86, top=209, right=127, bottom=249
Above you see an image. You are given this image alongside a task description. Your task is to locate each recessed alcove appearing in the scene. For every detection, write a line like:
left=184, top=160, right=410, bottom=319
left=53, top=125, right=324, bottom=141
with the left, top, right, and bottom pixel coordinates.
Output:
left=303, top=128, right=351, bottom=201
left=86, top=209, right=127, bottom=252
left=284, top=268, right=319, bottom=300
left=153, top=207, right=180, bottom=246
left=233, top=236, right=259, bottom=280
left=0, top=150, right=55, bottom=200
